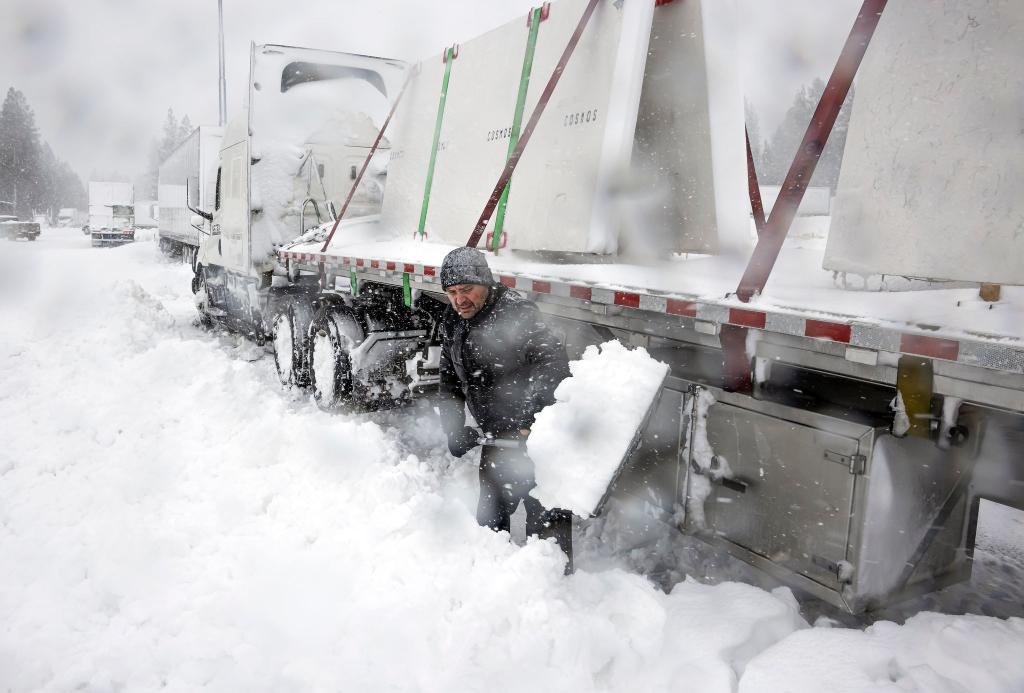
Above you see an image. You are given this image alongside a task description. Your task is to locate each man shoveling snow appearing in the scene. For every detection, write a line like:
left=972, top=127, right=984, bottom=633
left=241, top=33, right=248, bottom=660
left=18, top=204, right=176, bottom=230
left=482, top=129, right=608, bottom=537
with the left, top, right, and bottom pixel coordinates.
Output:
left=435, top=247, right=575, bottom=570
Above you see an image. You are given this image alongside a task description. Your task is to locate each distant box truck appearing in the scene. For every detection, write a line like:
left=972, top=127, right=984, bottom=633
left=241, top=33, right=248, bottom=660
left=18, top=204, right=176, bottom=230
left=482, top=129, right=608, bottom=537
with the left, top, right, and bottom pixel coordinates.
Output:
left=57, top=208, right=84, bottom=227
left=158, top=126, right=223, bottom=265
left=135, top=200, right=159, bottom=229
left=88, top=181, right=135, bottom=247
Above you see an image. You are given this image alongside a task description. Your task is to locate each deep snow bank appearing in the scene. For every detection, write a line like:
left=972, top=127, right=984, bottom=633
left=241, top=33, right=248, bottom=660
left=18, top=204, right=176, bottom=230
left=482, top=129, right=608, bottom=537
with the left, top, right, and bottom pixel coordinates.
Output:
left=1, top=229, right=1022, bottom=693
left=0, top=232, right=806, bottom=692
left=740, top=612, right=1024, bottom=693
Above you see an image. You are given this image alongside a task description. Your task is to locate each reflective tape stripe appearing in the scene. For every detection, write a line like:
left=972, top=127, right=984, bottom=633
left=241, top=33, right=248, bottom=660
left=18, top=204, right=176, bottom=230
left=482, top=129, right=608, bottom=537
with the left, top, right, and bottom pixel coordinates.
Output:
left=614, top=291, right=640, bottom=309
left=901, top=334, right=959, bottom=361
left=729, top=308, right=767, bottom=329
left=805, top=319, right=852, bottom=343
left=279, top=250, right=1024, bottom=373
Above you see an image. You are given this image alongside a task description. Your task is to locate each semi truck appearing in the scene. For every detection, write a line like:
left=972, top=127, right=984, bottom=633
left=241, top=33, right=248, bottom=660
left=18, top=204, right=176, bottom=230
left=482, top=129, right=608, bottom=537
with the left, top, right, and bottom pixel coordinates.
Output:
left=190, top=0, right=1024, bottom=614
left=157, top=125, right=223, bottom=265
left=189, top=42, right=404, bottom=332
left=87, top=181, right=135, bottom=247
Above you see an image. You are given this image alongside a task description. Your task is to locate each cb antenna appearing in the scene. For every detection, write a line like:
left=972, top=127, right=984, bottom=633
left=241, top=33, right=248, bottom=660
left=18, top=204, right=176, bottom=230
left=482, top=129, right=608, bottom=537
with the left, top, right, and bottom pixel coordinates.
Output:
left=218, top=0, right=227, bottom=125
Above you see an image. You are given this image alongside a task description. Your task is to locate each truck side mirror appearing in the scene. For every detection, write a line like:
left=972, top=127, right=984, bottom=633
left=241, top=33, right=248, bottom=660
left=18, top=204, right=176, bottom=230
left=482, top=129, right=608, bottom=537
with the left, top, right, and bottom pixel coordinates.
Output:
left=185, top=177, right=214, bottom=232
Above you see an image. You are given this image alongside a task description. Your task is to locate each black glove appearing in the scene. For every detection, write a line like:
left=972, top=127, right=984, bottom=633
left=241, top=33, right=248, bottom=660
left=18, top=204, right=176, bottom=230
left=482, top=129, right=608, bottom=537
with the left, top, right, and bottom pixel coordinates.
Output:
left=447, top=426, right=480, bottom=458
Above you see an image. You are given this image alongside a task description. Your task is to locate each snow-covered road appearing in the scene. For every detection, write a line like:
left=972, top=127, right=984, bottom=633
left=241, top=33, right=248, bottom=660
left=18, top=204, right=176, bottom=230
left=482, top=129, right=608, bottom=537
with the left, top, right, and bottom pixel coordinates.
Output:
left=1, top=229, right=1023, bottom=692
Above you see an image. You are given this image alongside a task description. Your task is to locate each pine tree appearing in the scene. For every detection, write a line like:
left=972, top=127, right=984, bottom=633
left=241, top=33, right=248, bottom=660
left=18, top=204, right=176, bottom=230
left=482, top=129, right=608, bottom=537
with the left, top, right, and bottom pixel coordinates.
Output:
left=34, top=142, right=86, bottom=220
left=761, top=78, right=856, bottom=191
left=763, top=84, right=816, bottom=185
left=159, top=109, right=179, bottom=156
left=0, top=88, right=86, bottom=220
left=0, top=87, right=43, bottom=218
left=60, top=162, right=87, bottom=209
left=744, top=101, right=766, bottom=179
left=37, top=143, right=59, bottom=221
left=178, top=115, right=194, bottom=142
left=140, top=108, right=192, bottom=198
left=811, top=80, right=855, bottom=191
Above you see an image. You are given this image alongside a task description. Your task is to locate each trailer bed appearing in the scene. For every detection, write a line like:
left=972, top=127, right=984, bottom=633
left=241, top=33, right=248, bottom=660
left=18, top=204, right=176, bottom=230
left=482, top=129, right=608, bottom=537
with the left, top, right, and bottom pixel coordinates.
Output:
left=279, top=220, right=1024, bottom=412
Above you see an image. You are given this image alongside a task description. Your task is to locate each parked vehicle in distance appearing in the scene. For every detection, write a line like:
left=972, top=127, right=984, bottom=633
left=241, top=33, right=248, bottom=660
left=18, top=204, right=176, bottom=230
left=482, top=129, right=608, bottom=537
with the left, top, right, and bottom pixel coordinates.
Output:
left=0, top=215, right=41, bottom=241
left=58, top=207, right=85, bottom=227
left=88, top=182, right=136, bottom=247
left=157, top=125, right=223, bottom=265
left=135, top=200, right=159, bottom=229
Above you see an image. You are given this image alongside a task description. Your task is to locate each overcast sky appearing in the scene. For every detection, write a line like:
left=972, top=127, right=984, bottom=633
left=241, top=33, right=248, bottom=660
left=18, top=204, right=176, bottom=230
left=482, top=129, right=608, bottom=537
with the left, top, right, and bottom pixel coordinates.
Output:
left=0, top=0, right=861, bottom=182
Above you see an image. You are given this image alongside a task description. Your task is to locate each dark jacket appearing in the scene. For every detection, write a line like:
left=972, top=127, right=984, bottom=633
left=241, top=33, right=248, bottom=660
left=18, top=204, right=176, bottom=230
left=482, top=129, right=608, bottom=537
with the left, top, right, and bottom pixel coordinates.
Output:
left=438, top=283, right=570, bottom=437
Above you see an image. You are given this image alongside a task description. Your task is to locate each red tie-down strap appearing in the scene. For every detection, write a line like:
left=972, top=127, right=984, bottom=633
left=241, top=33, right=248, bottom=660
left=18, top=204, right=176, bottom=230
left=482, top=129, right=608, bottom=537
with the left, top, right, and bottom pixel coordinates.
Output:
left=746, top=126, right=766, bottom=235
left=320, top=68, right=416, bottom=253
left=735, top=0, right=888, bottom=301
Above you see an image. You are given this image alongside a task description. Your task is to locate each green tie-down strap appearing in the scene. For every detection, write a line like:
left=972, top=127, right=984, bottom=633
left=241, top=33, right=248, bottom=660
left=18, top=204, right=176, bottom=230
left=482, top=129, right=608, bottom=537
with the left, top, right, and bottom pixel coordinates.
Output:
left=492, top=6, right=543, bottom=253
left=350, top=270, right=358, bottom=297
left=418, top=46, right=456, bottom=239
left=402, top=272, right=412, bottom=307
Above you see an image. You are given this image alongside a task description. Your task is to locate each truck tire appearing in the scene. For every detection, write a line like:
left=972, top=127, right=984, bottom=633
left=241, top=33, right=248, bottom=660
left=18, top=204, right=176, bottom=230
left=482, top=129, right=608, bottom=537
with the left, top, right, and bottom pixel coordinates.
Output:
left=192, top=268, right=215, bottom=328
left=272, top=303, right=312, bottom=388
left=273, top=310, right=299, bottom=387
left=308, top=306, right=364, bottom=410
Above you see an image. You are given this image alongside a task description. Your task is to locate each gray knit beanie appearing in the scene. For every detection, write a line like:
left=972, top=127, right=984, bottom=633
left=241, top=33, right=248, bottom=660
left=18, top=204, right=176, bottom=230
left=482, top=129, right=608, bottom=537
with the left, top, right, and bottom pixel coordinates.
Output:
left=440, top=247, right=494, bottom=289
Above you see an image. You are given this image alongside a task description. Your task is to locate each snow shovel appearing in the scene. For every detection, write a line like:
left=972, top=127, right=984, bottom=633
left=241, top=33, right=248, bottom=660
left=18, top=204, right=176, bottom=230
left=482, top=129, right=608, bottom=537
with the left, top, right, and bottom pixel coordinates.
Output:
left=588, top=373, right=668, bottom=517
left=527, top=364, right=669, bottom=519
left=477, top=433, right=527, bottom=450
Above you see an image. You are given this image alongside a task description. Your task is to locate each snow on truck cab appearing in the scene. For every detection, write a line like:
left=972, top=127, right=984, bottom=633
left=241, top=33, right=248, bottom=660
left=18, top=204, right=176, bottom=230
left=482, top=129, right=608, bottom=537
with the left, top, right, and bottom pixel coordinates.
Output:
left=192, top=0, right=1024, bottom=614
left=191, top=43, right=405, bottom=337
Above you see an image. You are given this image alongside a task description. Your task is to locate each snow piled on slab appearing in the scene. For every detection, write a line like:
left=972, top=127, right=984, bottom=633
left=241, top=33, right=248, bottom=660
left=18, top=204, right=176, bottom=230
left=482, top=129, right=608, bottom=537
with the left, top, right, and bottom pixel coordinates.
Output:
left=1, top=229, right=1023, bottom=693
left=528, top=341, right=668, bottom=517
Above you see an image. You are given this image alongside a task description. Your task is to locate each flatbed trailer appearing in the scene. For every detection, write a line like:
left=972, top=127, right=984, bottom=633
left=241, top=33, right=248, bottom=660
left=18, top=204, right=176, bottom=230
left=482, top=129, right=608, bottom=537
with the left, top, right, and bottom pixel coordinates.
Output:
left=272, top=230, right=1024, bottom=613
left=194, top=0, right=1024, bottom=612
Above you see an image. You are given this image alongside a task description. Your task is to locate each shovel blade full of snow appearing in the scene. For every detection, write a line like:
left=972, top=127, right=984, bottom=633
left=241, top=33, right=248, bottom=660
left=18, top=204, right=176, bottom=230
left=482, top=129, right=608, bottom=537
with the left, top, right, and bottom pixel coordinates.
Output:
left=527, top=341, right=670, bottom=518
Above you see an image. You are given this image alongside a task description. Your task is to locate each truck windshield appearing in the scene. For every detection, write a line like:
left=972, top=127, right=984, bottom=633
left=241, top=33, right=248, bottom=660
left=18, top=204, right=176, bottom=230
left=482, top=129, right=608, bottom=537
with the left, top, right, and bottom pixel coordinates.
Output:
left=280, top=62, right=386, bottom=97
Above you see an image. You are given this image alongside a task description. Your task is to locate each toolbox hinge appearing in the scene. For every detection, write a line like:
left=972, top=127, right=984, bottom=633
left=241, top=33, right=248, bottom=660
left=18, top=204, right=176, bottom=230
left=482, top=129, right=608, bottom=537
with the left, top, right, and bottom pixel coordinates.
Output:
left=824, top=450, right=867, bottom=475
